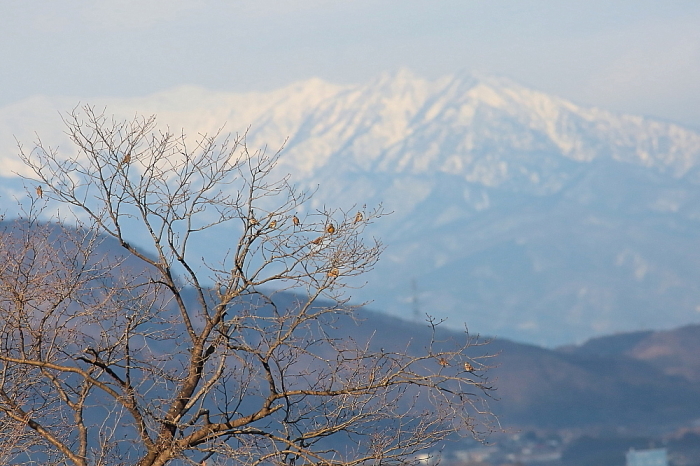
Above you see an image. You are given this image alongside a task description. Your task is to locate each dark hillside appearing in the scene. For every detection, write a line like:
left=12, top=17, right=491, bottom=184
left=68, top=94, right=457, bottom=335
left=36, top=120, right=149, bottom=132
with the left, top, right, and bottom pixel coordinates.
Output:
left=300, top=304, right=700, bottom=430
left=4, top=220, right=699, bottom=434
left=563, top=323, right=700, bottom=383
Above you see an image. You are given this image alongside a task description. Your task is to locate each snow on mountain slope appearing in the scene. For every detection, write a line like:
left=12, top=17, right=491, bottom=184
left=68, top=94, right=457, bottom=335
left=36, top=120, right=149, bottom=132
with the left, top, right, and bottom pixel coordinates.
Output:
left=3, top=69, right=700, bottom=346
left=4, top=69, right=699, bottom=181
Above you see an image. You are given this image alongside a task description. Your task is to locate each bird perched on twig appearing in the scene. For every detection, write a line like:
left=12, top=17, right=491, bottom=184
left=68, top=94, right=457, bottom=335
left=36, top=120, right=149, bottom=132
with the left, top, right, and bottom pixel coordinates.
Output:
left=464, top=362, right=475, bottom=372
left=310, top=236, right=323, bottom=245
left=327, top=268, right=339, bottom=278
left=355, top=212, right=363, bottom=223
left=292, top=215, right=300, bottom=227
left=326, top=224, right=335, bottom=234
left=268, top=220, right=277, bottom=229
left=120, top=153, right=131, bottom=167
left=438, top=357, right=449, bottom=367
left=35, top=186, right=43, bottom=198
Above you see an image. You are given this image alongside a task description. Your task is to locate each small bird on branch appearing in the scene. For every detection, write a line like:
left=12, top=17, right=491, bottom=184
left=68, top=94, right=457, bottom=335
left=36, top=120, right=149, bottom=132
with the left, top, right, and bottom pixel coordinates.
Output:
left=35, top=186, right=43, bottom=198
left=326, top=224, right=335, bottom=234
left=464, top=361, right=475, bottom=372
left=292, top=215, right=300, bottom=227
left=355, top=212, right=363, bottom=223
left=327, top=267, right=339, bottom=278
left=438, top=358, right=449, bottom=367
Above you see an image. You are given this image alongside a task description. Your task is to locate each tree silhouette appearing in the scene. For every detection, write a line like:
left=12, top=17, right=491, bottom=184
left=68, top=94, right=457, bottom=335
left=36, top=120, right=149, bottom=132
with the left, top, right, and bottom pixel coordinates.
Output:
left=0, top=106, right=496, bottom=465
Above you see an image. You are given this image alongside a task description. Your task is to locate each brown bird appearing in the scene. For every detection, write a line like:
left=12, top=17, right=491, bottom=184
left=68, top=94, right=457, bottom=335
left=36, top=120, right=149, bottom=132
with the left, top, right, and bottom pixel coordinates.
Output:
left=268, top=220, right=277, bottom=229
left=292, top=215, right=300, bottom=227
left=249, top=216, right=258, bottom=225
left=327, top=267, right=339, bottom=278
left=326, top=224, right=335, bottom=234
left=120, top=153, right=131, bottom=166
left=310, top=236, right=323, bottom=245
left=464, top=362, right=475, bottom=372
left=438, top=357, right=449, bottom=367
left=354, top=212, right=363, bottom=223
left=35, top=186, right=43, bottom=198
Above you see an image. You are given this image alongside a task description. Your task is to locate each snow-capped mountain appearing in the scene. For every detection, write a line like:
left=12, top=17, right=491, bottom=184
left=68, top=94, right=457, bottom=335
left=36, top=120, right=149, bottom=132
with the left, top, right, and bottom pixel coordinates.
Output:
left=3, top=69, right=700, bottom=346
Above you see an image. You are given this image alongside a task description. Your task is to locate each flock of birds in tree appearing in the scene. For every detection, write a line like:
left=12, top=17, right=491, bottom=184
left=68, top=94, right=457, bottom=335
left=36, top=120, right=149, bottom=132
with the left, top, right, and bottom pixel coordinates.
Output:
left=29, top=151, right=375, bottom=287
left=31, top=150, right=478, bottom=462
left=30, top=154, right=409, bottom=323
left=33, top=152, right=134, bottom=199
left=262, top=214, right=364, bottom=279
left=438, top=357, right=475, bottom=372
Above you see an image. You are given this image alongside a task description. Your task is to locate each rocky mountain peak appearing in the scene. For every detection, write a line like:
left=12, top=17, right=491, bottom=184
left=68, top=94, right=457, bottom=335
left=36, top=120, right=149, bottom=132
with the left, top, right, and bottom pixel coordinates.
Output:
left=3, top=71, right=700, bottom=345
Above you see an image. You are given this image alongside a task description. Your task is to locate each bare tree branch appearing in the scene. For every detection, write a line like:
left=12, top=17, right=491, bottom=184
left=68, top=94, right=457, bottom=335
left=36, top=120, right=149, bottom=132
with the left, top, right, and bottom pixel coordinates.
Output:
left=0, top=106, right=498, bottom=466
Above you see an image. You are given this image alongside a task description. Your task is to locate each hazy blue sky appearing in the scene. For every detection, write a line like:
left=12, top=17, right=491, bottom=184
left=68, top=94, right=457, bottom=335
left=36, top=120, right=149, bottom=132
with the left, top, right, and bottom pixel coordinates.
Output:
left=2, top=1, right=700, bottom=128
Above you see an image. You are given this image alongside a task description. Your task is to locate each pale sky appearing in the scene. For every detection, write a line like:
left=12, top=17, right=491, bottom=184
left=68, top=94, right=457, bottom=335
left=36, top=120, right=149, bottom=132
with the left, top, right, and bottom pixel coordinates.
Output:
left=2, top=0, right=700, bottom=128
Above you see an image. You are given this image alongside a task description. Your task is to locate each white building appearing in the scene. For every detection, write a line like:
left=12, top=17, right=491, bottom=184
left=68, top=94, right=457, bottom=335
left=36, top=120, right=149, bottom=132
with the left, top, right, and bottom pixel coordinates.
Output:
left=626, top=448, right=668, bottom=466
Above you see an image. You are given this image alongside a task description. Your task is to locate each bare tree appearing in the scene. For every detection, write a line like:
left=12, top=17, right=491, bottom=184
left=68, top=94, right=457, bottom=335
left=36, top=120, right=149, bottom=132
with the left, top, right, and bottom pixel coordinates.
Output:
left=1, top=106, right=496, bottom=466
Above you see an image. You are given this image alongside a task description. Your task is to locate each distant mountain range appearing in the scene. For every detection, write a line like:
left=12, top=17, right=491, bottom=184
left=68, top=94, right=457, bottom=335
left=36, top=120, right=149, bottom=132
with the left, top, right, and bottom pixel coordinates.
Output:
left=251, top=293, right=700, bottom=432
left=496, top=323, right=700, bottom=430
left=3, top=69, right=700, bottom=346
left=346, top=308, right=700, bottom=431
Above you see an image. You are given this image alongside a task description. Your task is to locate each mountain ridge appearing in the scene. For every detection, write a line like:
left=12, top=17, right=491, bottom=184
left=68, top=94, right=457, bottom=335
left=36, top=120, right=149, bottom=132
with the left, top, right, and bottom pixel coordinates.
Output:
left=3, top=69, right=700, bottom=346
left=5, top=69, right=700, bottom=180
